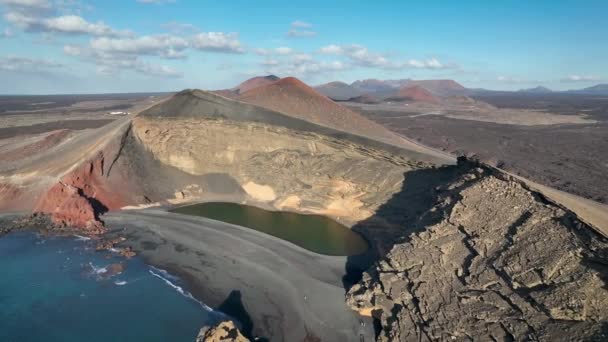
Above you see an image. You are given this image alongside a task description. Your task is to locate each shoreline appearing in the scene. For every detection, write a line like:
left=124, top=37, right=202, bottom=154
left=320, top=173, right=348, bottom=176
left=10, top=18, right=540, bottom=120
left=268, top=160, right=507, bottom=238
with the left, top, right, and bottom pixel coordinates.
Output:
left=104, top=208, right=375, bottom=341
left=1, top=209, right=376, bottom=341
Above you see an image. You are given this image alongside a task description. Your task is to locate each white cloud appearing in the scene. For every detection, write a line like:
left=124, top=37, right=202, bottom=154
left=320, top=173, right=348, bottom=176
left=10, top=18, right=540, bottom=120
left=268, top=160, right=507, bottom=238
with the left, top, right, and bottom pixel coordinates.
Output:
left=132, top=61, right=181, bottom=77
left=291, top=20, right=312, bottom=29
left=1, top=0, right=130, bottom=37
left=292, top=53, right=313, bottom=62
left=496, top=76, right=537, bottom=84
left=405, top=58, right=446, bottom=69
left=259, top=51, right=350, bottom=78
left=46, top=15, right=128, bottom=36
left=261, top=59, right=279, bottom=66
left=0, top=55, right=62, bottom=72
left=319, top=43, right=455, bottom=70
left=287, top=29, right=316, bottom=38
left=0, top=0, right=51, bottom=11
left=254, top=48, right=271, bottom=56
left=320, top=44, right=389, bottom=67
left=4, top=12, right=131, bottom=37
left=319, top=44, right=342, bottom=54
left=90, top=35, right=189, bottom=58
left=64, top=28, right=247, bottom=78
left=1, top=28, right=14, bottom=37
left=287, top=20, right=316, bottom=38
left=560, top=75, right=602, bottom=82
left=64, top=44, right=181, bottom=78
left=191, top=32, right=243, bottom=53
left=136, top=0, right=175, bottom=3
left=161, top=21, right=198, bottom=33
left=275, top=47, right=293, bottom=55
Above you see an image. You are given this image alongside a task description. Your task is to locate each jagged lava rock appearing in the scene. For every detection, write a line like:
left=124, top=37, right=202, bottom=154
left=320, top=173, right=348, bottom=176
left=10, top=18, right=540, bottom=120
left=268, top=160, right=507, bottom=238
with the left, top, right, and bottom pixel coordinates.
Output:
left=196, top=321, right=249, bottom=342
left=347, top=166, right=608, bottom=341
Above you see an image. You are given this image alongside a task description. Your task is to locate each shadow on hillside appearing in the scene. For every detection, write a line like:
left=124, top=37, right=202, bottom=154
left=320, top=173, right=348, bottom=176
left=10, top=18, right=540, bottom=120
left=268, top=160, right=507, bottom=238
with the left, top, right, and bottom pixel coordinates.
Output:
left=342, top=158, right=608, bottom=339
left=342, top=161, right=471, bottom=289
left=216, top=290, right=255, bottom=339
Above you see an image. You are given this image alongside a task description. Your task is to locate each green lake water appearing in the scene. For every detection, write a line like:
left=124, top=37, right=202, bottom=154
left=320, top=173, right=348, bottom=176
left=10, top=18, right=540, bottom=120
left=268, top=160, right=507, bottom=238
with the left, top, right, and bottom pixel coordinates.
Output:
left=171, top=202, right=369, bottom=256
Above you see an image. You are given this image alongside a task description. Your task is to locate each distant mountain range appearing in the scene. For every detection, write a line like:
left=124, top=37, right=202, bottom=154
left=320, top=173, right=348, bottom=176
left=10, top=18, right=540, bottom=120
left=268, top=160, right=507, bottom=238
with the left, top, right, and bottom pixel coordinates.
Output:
left=315, top=78, right=468, bottom=100
left=314, top=78, right=608, bottom=100
left=566, top=84, right=608, bottom=95
left=518, top=86, right=553, bottom=94
left=508, top=84, right=608, bottom=95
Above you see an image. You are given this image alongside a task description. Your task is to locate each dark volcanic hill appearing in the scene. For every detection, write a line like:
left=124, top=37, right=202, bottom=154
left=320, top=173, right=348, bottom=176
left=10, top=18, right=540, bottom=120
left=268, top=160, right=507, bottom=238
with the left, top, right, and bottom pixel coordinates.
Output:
left=314, top=81, right=363, bottom=100
left=518, top=86, right=553, bottom=93
left=351, top=79, right=398, bottom=96
left=568, top=84, right=608, bottom=95
left=385, top=85, right=439, bottom=102
left=346, top=94, right=380, bottom=104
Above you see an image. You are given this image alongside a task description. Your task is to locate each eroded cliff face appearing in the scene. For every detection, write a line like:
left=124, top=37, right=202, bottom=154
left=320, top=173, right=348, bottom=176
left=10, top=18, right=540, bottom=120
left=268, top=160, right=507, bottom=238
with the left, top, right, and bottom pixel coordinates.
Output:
left=131, top=116, right=427, bottom=225
left=33, top=142, right=133, bottom=230
left=346, top=166, right=608, bottom=341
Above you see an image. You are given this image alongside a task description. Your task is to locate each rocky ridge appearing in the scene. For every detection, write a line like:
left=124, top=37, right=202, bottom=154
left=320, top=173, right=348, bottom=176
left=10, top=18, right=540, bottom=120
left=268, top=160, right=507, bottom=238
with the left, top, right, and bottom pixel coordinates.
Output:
left=346, top=164, right=608, bottom=341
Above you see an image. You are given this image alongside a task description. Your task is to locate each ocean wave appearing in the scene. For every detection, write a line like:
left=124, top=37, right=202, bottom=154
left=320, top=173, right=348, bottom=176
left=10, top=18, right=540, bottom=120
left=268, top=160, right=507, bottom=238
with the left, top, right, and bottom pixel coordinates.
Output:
left=149, top=266, right=180, bottom=281
left=114, top=280, right=127, bottom=286
left=88, top=262, right=108, bottom=275
left=148, top=266, right=213, bottom=312
left=73, top=235, right=91, bottom=241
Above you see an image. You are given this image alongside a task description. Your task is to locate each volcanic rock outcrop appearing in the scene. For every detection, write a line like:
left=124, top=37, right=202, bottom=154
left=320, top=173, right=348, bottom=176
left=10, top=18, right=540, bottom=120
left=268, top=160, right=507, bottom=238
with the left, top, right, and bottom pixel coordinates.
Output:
left=346, top=164, right=608, bottom=341
left=33, top=150, right=131, bottom=230
left=196, top=321, right=249, bottom=342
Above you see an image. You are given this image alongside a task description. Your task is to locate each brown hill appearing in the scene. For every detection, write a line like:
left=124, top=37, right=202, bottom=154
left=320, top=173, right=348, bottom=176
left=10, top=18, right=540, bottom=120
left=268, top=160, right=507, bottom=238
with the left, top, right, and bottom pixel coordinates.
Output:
left=409, top=79, right=466, bottom=96
left=211, top=89, right=238, bottom=99
left=386, top=85, right=439, bottom=102
left=233, top=75, right=280, bottom=94
left=237, top=77, right=409, bottom=147
left=212, top=75, right=280, bottom=99
left=351, top=78, right=467, bottom=97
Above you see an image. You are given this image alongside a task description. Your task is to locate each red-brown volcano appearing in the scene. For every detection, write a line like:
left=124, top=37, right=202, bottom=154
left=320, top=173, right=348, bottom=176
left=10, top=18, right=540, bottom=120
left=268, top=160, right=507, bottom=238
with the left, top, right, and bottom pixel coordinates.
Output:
left=237, top=77, right=406, bottom=146
left=388, top=85, right=439, bottom=102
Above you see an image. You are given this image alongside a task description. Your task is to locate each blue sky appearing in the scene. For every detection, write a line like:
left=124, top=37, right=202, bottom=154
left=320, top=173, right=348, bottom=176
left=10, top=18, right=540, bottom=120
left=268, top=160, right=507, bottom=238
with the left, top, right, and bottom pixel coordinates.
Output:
left=0, top=0, right=606, bottom=94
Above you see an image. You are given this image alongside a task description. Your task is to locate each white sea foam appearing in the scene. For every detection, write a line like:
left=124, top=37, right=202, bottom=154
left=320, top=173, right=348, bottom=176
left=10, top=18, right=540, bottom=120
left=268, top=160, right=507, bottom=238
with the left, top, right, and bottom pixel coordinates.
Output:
left=88, top=262, right=107, bottom=275
left=149, top=266, right=179, bottom=281
left=114, top=280, right=127, bottom=286
left=74, top=235, right=91, bottom=241
left=148, top=266, right=213, bottom=312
